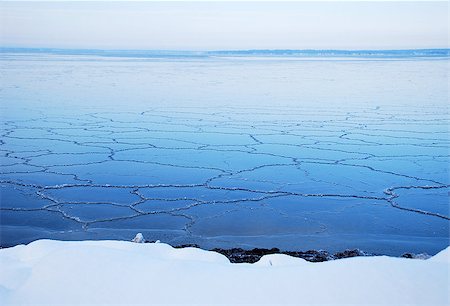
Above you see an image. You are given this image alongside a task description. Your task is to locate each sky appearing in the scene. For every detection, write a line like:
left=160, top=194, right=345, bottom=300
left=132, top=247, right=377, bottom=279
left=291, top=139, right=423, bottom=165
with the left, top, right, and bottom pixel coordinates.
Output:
left=0, top=1, right=448, bottom=50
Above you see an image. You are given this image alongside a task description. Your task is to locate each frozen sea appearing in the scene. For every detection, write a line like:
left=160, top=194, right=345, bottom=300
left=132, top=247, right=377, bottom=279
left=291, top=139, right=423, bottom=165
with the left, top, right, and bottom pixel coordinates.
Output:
left=0, top=49, right=449, bottom=255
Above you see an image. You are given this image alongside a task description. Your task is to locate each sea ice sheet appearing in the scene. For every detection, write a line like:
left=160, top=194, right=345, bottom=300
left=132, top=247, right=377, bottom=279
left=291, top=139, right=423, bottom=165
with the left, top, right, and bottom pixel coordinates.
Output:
left=0, top=52, right=449, bottom=255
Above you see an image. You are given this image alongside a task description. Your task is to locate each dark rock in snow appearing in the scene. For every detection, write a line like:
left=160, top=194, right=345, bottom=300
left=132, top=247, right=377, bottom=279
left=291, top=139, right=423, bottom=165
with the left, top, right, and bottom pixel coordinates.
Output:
left=174, top=244, right=201, bottom=249
left=401, top=252, right=431, bottom=260
left=283, top=250, right=332, bottom=262
left=401, top=253, right=414, bottom=259
left=211, top=247, right=281, bottom=263
left=333, top=249, right=367, bottom=259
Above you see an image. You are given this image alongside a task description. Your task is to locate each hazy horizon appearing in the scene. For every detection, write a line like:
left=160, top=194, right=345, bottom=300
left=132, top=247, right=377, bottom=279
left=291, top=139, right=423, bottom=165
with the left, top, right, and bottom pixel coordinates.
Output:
left=1, top=47, right=450, bottom=52
left=1, top=1, right=448, bottom=50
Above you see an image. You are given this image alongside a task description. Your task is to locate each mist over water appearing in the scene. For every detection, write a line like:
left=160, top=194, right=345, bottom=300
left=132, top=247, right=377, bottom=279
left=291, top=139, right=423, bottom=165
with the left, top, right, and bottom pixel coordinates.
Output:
left=0, top=51, right=449, bottom=255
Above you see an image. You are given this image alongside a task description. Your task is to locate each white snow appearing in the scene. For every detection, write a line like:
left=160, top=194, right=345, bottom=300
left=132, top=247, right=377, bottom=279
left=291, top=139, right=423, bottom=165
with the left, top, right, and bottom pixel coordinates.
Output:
left=131, top=233, right=145, bottom=243
left=0, top=240, right=448, bottom=305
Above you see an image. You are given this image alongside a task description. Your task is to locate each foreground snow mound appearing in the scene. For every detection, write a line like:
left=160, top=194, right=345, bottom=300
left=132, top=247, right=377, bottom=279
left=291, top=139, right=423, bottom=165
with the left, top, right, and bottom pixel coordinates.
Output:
left=0, top=240, right=448, bottom=306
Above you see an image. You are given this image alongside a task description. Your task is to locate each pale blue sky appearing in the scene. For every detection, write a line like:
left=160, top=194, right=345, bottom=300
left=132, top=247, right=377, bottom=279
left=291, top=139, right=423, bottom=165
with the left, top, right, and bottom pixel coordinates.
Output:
left=0, top=1, right=448, bottom=50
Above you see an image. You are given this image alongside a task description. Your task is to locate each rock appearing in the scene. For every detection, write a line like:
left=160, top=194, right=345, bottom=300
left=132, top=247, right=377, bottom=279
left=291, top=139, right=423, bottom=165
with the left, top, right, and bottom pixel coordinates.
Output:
left=333, top=249, right=367, bottom=259
left=401, top=252, right=431, bottom=260
left=284, top=250, right=332, bottom=262
left=174, top=244, right=201, bottom=249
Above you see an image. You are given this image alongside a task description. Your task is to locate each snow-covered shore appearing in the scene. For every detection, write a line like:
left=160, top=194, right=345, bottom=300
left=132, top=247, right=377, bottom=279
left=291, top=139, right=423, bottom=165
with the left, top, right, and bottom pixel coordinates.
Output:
left=0, top=240, right=448, bottom=306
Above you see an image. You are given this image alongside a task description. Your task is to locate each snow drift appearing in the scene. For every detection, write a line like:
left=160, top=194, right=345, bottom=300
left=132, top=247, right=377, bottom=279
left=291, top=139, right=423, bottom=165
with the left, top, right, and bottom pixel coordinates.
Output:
left=0, top=240, right=448, bottom=305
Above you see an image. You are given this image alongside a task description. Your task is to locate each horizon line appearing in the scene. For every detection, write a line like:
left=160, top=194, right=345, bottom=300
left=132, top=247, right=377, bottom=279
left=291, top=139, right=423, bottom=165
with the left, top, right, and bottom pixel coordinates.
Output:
left=2, top=47, right=449, bottom=60
left=2, top=47, right=450, bottom=52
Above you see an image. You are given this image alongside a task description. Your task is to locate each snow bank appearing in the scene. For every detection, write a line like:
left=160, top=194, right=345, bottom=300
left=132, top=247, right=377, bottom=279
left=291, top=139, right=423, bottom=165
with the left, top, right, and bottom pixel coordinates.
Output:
left=0, top=240, right=448, bottom=305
